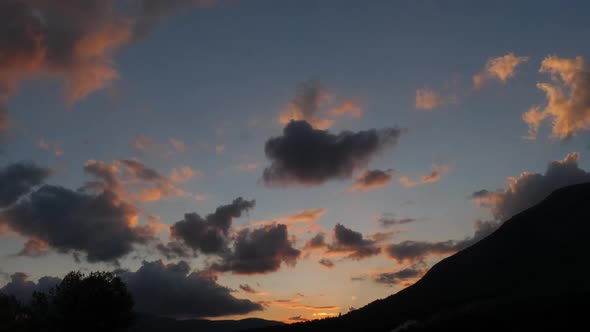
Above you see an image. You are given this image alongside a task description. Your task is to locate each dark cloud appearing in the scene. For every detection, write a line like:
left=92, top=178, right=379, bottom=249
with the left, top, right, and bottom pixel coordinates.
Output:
left=327, top=223, right=381, bottom=260
left=385, top=220, right=499, bottom=263
left=0, top=185, right=152, bottom=263
left=0, top=272, right=60, bottom=303
left=239, top=284, right=256, bottom=294
left=117, top=260, right=263, bottom=318
left=350, top=276, right=366, bottom=282
left=471, top=152, right=590, bottom=220
left=288, top=315, right=308, bottom=321
left=378, top=214, right=417, bottom=228
left=373, top=267, right=423, bottom=286
left=349, top=169, right=395, bottom=192
left=170, top=197, right=255, bottom=255
left=211, top=224, right=300, bottom=274
left=302, top=233, right=327, bottom=250
left=0, top=162, right=51, bottom=207
left=318, top=258, right=334, bottom=268
left=263, top=120, right=402, bottom=186
left=156, top=241, right=192, bottom=260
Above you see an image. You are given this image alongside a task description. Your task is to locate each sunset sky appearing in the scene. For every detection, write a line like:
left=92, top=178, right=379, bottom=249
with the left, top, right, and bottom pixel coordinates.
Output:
left=2, top=0, right=590, bottom=323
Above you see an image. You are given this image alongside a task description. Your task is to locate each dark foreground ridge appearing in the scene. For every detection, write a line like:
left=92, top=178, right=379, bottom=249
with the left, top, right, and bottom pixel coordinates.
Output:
left=248, top=182, right=590, bottom=332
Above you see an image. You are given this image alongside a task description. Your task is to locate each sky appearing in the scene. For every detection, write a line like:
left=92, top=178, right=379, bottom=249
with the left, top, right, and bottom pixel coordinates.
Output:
left=2, top=0, right=590, bottom=323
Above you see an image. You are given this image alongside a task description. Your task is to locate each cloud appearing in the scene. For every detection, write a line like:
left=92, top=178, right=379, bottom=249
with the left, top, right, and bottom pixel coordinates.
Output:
left=471, top=152, right=590, bottom=220
left=117, top=260, right=262, bottom=318
left=156, top=241, right=192, bottom=260
left=17, top=239, right=49, bottom=257
left=169, top=197, right=255, bottom=255
left=288, top=315, right=308, bottom=321
left=169, top=166, right=200, bottom=183
left=0, top=184, right=154, bottom=262
left=84, top=159, right=188, bottom=202
left=415, top=88, right=449, bottom=110
left=473, top=52, right=529, bottom=89
left=0, top=161, right=51, bottom=208
left=0, top=1, right=217, bottom=136
left=0, top=272, right=60, bottom=303
left=239, top=284, right=256, bottom=294
left=211, top=224, right=300, bottom=274
left=373, top=267, right=424, bottom=286
left=523, top=55, right=590, bottom=139
left=263, top=120, right=402, bottom=186
left=378, top=214, right=416, bottom=228
left=131, top=134, right=154, bottom=151
left=37, top=139, right=64, bottom=157
left=278, top=80, right=363, bottom=129
left=349, top=169, right=395, bottom=192
left=278, top=80, right=333, bottom=129
left=284, top=209, right=326, bottom=223
left=303, top=233, right=327, bottom=251
left=169, top=138, right=188, bottom=153
left=326, top=223, right=381, bottom=260
left=0, top=0, right=133, bottom=131
left=385, top=220, right=499, bottom=263
left=329, top=100, right=363, bottom=118
left=318, top=258, right=334, bottom=268
left=399, top=163, right=450, bottom=188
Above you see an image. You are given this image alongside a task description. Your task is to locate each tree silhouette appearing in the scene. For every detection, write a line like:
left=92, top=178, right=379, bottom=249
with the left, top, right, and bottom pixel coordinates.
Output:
left=29, top=271, right=135, bottom=332
left=0, top=293, right=30, bottom=332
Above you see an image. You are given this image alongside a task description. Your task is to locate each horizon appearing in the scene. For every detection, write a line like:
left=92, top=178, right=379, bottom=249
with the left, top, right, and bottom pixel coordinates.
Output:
left=2, top=0, right=590, bottom=324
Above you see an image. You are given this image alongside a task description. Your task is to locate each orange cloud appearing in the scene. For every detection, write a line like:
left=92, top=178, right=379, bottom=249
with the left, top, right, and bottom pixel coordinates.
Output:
left=170, top=166, right=201, bottom=183
left=84, top=159, right=190, bottom=203
left=349, top=169, right=394, bottom=192
left=169, top=138, right=188, bottom=152
left=37, top=139, right=64, bottom=157
left=329, top=100, right=363, bottom=118
left=415, top=88, right=447, bottom=110
left=399, top=163, right=451, bottom=188
left=278, top=80, right=363, bottom=129
left=473, top=52, right=529, bottom=89
left=415, top=80, right=458, bottom=110
left=523, top=55, right=590, bottom=139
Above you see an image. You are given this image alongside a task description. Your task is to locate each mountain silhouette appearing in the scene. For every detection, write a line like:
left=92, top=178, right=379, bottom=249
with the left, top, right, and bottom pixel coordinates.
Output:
left=247, top=182, right=590, bottom=332
left=132, top=314, right=282, bottom=332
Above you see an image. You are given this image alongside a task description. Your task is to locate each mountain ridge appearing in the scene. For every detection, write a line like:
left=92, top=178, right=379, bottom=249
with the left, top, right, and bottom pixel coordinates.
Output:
left=247, top=182, right=590, bottom=331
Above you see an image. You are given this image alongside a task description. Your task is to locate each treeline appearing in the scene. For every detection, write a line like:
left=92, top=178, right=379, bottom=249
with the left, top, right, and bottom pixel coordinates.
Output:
left=0, top=271, right=134, bottom=332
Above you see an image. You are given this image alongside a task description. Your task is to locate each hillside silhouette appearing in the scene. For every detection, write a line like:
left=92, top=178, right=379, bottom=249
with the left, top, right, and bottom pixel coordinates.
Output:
left=247, top=182, right=590, bottom=332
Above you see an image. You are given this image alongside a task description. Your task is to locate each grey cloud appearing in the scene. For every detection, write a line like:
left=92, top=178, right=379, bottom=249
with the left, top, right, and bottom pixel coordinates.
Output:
left=373, top=268, right=423, bottom=286
left=471, top=152, right=590, bottom=220
left=0, top=272, right=60, bottom=304
left=385, top=220, right=500, bottom=263
left=170, top=197, right=255, bottom=255
left=263, top=120, right=402, bottom=186
left=327, top=223, right=381, bottom=260
left=0, top=161, right=51, bottom=207
left=211, top=224, right=300, bottom=274
left=0, top=185, right=151, bottom=263
left=118, top=260, right=263, bottom=318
